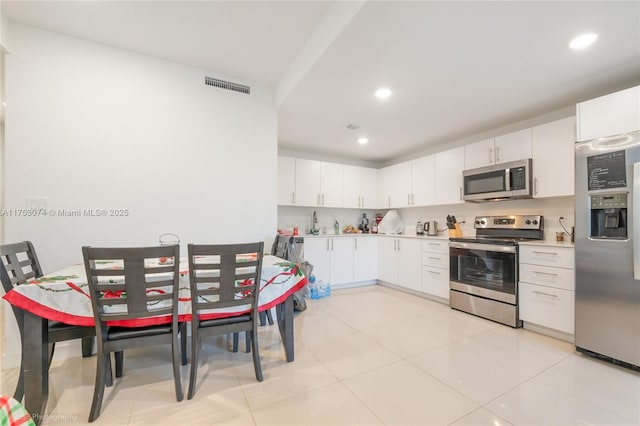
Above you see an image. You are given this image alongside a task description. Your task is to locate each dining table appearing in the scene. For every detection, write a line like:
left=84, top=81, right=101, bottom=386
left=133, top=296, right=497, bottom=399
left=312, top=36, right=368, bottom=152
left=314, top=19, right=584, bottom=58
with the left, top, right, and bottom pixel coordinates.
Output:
left=2, top=254, right=307, bottom=425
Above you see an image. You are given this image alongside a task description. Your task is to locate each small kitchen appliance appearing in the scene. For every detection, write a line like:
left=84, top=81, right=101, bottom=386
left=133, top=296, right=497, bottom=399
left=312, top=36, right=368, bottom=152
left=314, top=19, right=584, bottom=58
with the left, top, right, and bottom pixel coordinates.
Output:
left=463, top=159, right=533, bottom=202
left=425, top=220, right=438, bottom=236
left=359, top=213, right=370, bottom=233
left=416, top=221, right=424, bottom=235
left=449, top=214, right=544, bottom=327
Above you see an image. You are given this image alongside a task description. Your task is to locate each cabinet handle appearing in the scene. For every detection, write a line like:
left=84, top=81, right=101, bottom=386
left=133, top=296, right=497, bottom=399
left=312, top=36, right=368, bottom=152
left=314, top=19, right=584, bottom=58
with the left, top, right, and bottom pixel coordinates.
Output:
left=533, top=270, right=558, bottom=277
left=489, top=147, right=493, bottom=164
left=408, top=194, right=411, bottom=205
left=428, top=270, right=441, bottom=276
left=459, top=186, right=463, bottom=201
left=532, top=251, right=558, bottom=256
left=428, top=242, right=440, bottom=246
left=322, top=194, right=325, bottom=206
left=388, top=196, right=391, bottom=207
left=533, top=290, right=558, bottom=298
left=428, top=256, right=441, bottom=260
left=326, top=239, right=330, bottom=251
left=397, top=239, right=400, bottom=251
left=495, top=146, right=500, bottom=163
left=331, top=239, right=334, bottom=251
left=412, top=193, right=415, bottom=205
left=534, top=177, right=539, bottom=195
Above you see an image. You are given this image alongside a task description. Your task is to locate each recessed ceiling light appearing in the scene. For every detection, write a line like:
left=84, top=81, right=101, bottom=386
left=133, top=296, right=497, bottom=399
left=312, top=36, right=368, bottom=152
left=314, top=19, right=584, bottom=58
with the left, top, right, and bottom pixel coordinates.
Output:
left=358, top=137, right=369, bottom=145
left=375, top=87, right=392, bottom=100
left=569, top=33, right=598, bottom=50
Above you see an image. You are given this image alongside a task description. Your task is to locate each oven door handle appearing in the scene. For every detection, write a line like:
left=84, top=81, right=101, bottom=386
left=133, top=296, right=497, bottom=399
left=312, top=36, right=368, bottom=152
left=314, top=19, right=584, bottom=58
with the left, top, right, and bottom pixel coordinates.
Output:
left=449, top=241, right=517, bottom=253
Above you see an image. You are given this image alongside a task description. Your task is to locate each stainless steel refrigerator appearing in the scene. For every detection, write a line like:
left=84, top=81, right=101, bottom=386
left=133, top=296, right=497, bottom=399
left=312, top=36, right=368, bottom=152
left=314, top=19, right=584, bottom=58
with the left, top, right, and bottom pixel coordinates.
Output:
left=575, top=130, right=640, bottom=368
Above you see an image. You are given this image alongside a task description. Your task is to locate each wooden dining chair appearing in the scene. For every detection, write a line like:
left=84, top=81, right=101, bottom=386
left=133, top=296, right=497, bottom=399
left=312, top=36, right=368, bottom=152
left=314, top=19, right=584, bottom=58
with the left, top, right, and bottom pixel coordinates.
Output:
left=82, top=245, right=184, bottom=422
left=0, top=241, right=95, bottom=401
left=187, top=242, right=264, bottom=400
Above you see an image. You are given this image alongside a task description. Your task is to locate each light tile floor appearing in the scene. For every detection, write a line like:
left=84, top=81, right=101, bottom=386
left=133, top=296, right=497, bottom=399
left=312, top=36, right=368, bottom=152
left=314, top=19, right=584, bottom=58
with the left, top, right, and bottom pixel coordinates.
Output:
left=2, top=285, right=639, bottom=425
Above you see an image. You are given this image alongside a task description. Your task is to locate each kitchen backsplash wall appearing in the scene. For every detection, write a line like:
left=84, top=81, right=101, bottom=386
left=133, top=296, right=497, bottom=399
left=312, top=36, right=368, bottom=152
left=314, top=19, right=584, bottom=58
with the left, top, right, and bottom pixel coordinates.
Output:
left=398, top=196, right=575, bottom=242
left=278, top=196, right=574, bottom=242
left=278, top=206, right=377, bottom=234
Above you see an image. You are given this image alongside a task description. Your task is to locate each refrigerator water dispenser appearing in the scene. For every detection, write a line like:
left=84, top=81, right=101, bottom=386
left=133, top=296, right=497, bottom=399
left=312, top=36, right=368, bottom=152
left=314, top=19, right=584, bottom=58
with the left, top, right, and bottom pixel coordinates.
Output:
left=590, top=192, right=628, bottom=239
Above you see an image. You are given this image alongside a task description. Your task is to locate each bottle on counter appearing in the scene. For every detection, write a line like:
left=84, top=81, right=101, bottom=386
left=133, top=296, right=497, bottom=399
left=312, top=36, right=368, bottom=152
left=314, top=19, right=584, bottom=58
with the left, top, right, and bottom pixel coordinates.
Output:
left=334, top=220, right=340, bottom=234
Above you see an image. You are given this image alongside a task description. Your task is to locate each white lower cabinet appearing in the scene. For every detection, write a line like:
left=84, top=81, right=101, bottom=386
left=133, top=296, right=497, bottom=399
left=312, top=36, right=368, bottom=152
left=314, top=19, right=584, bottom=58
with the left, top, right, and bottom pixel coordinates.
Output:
left=305, top=236, right=377, bottom=286
left=519, top=245, right=575, bottom=335
left=353, top=237, right=378, bottom=282
left=377, top=237, right=421, bottom=292
left=421, top=239, right=450, bottom=300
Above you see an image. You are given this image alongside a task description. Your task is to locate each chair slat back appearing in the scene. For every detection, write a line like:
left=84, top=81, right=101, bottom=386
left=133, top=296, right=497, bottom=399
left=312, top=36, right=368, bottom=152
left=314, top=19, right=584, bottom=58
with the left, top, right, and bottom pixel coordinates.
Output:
left=0, top=241, right=43, bottom=293
left=82, top=245, right=180, bottom=322
left=188, top=242, right=264, bottom=318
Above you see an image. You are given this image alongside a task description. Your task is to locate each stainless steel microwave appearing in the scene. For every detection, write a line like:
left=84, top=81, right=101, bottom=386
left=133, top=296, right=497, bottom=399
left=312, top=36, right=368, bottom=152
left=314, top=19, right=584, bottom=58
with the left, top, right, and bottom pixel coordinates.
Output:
left=463, top=158, right=532, bottom=202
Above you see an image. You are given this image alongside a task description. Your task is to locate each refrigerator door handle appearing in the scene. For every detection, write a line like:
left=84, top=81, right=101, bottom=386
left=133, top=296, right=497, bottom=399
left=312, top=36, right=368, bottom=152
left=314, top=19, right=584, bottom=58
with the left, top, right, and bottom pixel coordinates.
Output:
left=634, top=162, right=640, bottom=280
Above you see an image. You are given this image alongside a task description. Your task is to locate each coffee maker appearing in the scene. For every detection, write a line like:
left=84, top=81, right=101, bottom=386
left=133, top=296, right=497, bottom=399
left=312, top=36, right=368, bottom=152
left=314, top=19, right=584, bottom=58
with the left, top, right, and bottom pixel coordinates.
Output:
left=358, top=213, right=370, bottom=233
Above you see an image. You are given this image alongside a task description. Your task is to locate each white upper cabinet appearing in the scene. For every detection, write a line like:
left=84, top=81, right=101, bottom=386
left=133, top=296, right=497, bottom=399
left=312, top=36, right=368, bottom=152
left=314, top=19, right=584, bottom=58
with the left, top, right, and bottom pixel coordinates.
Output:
left=377, top=162, right=412, bottom=208
left=343, top=165, right=377, bottom=209
left=377, top=167, right=392, bottom=209
left=294, top=158, right=322, bottom=207
left=321, top=162, right=344, bottom=208
left=464, top=129, right=532, bottom=169
left=277, top=156, right=296, bottom=205
left=435, top=146, right=465, bottom=205
left=494, top=128, right=532, bottom=163
left=464, top=138, right=495, bottom=169
left=294, top=159, right=343, bottom=207
left=390, top=162, right=412, bottom=208
left=411, top=155, right=436, bottom=206
left=577, top=85, right=640, bottom=141
left=532, top=116, right=576, bottom=198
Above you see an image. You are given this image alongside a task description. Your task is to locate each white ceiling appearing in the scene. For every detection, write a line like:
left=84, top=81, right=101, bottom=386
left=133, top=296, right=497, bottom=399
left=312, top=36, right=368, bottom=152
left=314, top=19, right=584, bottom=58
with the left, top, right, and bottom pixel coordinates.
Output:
left=3, top=1, right=640, bottom=164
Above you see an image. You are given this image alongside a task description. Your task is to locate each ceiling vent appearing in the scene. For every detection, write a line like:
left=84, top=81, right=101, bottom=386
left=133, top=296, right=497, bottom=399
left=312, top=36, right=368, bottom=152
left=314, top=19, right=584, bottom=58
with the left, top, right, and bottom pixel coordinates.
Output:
left=205, top=76, right=250, bottom=95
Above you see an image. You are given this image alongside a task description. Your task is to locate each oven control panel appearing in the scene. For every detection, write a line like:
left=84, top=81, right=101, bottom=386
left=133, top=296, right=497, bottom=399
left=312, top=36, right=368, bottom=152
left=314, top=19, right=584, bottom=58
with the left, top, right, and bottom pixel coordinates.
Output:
left=473, top=215, right=543, bottom=230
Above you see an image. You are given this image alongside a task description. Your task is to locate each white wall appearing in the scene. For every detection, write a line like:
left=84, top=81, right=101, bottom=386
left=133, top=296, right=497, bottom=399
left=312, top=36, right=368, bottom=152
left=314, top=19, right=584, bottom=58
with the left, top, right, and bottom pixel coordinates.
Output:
left=1, top=24, right=278, bottom=368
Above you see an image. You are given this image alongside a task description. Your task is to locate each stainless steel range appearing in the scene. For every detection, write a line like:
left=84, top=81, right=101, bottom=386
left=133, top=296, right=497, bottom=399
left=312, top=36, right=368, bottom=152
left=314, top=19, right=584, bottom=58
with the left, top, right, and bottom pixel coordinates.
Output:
left=449, top=215, right=544, bottom=327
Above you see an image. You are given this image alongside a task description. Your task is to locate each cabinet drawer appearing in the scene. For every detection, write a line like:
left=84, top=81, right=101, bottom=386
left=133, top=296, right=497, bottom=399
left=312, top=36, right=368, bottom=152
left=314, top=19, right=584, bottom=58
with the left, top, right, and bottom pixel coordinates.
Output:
left=519, top=282, right=574, bottom=334
left=422, top=239, right=449, bottom=254
left=520, top=263, right=575, bottom=291
left=422, top=266, right=449, bottom=299
left=519, top=245, right=574, bottom=268
left=422, top=252, right=448, bottom=268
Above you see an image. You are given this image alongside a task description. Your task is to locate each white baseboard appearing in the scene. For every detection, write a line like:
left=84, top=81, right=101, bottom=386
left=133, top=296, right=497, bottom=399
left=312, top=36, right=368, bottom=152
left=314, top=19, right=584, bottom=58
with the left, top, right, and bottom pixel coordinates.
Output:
left=330, top=280, right=377, bottom=290
left=378, top=281, right=449, bottom=305
left=523, top=321, right=575, bottom=343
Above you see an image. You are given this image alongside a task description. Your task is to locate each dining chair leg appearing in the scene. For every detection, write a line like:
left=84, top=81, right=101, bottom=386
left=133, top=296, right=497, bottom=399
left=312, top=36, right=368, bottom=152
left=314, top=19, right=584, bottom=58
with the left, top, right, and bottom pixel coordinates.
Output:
left=47, top=343, right=55, bottom=368
left=14, top=311, right=25, bottom=401
left=81, top=337, right=94, bottom=357
left=180, top=323, right=187, bottom=365
left=14, top=353, right=25, bottom=401
left=187, top=330, right=199, bottom=400
left=265, top=309, right=274, bottom=325
left=105, top=354, right=113, bottom=388
left=245, top=331, right=251, bottom=353
left=171, top=333, right=183, bottom=402
left=232, top=333, right=239, bottom=352
left=250, top=327, right=263, bottom=382
left=114, top=351, right=124, bottom=378
left=88, top=352, right=109, bottom=422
